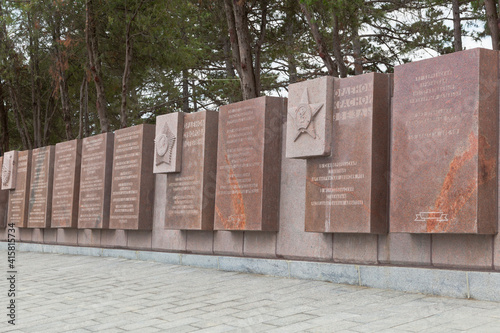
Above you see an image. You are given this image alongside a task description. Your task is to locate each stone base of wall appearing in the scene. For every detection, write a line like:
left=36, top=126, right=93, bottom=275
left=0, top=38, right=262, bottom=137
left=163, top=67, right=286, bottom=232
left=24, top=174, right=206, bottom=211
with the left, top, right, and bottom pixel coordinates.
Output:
left=2, top=241, right=499, bottom=303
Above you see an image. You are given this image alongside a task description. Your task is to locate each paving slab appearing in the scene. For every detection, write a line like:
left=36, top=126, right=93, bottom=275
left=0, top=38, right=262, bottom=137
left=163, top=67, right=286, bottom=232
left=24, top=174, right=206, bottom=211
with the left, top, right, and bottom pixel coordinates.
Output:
left=0, top=250, right=499, bottom=332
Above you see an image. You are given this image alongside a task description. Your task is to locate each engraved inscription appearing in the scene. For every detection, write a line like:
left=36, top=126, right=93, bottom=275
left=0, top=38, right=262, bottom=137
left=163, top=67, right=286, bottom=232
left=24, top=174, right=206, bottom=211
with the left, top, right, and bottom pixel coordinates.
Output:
left=110, top=127, right=142, bottom=223
left=333, top=82, right=373, bottom=121
left=309, top=161, right=365, bottom=207
left=79, top=135, right=108, bottom=226
left=402, top=70, right=463, bottom=141
left=28, top=148, right=53, bottom=227
left=167, top=119, right=204, bottom=217
left=52, top=141, right=79, bottom=226
left=8, top=152, right=29, bottom=226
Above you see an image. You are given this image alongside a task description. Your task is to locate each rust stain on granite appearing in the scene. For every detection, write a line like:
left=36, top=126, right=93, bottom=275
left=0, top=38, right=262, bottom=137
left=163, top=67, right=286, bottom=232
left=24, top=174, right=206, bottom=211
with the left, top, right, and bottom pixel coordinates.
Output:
left=427, top=132, right=495, bottom=232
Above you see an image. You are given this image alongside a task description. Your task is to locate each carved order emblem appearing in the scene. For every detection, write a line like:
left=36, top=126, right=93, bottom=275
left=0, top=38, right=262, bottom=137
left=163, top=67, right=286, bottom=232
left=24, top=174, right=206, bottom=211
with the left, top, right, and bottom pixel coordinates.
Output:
left=2, top=154, right=11, bottom=187
left=155, top=122, right=176, bottom=166
left=288, top=88, right=323, bottom=142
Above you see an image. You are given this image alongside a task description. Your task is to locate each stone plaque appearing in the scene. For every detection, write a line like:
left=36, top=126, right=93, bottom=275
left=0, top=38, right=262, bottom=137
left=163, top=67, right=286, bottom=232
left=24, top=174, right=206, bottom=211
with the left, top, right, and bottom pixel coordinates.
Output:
left=27, top=146, right=55, bottom=228
left=390, top=48, right=498, bottom=234
left=153, top=112, right=184, bottom=173
left=109, top=124, right=155, bottom=230
left=7, top=150, right=31, bottom=228
left=2, top=151, right=18, bottom=190
left=214, top=96, right=285, bottom=231
left=78, top=133, right=114, bottom=229
left=305, top=73, right=391, bottom=233
left=286, top=77, right=334, bottom=158
left=51, top=139, right=82, bottom=228
left=165, top=111, right=218, bottom=230
left=0, top=157, right=9, bottom=228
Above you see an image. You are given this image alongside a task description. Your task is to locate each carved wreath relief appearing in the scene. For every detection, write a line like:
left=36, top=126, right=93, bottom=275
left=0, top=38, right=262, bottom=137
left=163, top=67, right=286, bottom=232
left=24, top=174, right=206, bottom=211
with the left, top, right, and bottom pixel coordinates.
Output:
left=155, top=122, right=176, bottom=166
left=2, top=154, right=12, bottom=187
left=288, top=88, right=324, bottom=142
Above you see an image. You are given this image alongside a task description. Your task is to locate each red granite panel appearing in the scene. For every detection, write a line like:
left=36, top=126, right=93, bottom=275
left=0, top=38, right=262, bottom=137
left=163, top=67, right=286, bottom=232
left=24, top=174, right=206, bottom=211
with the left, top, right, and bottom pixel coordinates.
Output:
left=165, top=111, right=218, bottom=230
left=78, top=132, right=114, bottom=229
left=27, top=146, right=55, bottom=228
left=110, top=124, right=155, bottom=230
left=306, top=73, right=391, bottom=233
left=52, top=139, right=81, bottom=228
left=390, top=48, right=498, bottom=234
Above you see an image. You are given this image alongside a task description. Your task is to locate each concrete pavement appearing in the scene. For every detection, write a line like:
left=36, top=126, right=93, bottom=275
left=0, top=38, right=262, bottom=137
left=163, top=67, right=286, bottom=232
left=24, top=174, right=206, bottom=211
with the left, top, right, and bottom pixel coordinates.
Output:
left=1, top=250, right=500, bottom=332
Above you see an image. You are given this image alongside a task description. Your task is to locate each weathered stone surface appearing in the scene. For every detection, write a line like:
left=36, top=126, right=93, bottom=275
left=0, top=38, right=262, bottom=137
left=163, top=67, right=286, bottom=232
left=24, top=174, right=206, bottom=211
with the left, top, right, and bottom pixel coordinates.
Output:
left=244, top=232, right=276, bottom=258
left=286, top=77, right=334, bottom=158
left=495, top=234, right=500, bottom=270
left=214, top=97, right=284, bottom=231
left=56, top=229, right=78, bottom=245
left=186, top=231, right=213, bottom=254
left=151, top=174, right=187, bottom=251
left=306, top=73, right=391, bottom=233
left=0, top=157, right=8, bottom=228
left=110, top=124, right=155, bottom=230
left=18, top=228, right=31, bottom=242
left=77, top=229, right=101, bottom=247
left=378, top=233, right=431, bottom=266
left=27, top=146, right=55, bottom=228
left=277, top=119, right=333, bottom=260
left=2, top=151, right=18, bottom=190
left=101, top=230, right=128, bottom=248
left=127, top=231, right=152, bottom=250
left=8, top=150, right=31, bottom=228
left=154, top=112, right=184, bottom=173
left=43, top=228, right=57, bottom=243
left=31, top=228, right=44, bottom=242
left=78, top=133, right=114, bottom=229
left=432, top=234, right=493, bottom=269
left=165, top=111, right=218, bottom=230
left=213, top=231, right=243, bottom=255
left=333, top=234, right=378, bottom=264
left=51, top=139, right=81, bottom=228
left=390, top=48, right=498, bottom=234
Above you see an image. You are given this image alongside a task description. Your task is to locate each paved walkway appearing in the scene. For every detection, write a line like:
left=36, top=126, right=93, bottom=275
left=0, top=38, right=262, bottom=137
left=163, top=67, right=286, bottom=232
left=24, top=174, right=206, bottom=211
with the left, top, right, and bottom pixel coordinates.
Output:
left=1, top=251, right=500, bottom=333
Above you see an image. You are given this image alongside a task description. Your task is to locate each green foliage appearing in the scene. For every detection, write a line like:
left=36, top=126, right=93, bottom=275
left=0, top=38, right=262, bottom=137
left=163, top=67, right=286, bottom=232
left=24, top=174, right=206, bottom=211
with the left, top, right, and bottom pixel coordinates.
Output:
left=0, top=0, right=493, bottom=150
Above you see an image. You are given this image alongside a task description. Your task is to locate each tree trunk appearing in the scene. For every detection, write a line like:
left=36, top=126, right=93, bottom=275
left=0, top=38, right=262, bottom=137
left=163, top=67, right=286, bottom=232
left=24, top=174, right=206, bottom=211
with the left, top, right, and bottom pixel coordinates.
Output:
left=28, top=12, right=42, bottom=148
left=223, top=0, right=242, bottom=79
left=43, top=95, right=57, bottom=146
left=86, top=0, right=109, bottom=133
left=52, top=6, right=72, bottom=140
left=120, top=1, right=144, bottom=128
left=254, top=0, right=268, bottom=94
left=0, top=83, right=9, bottom=153
left=8, top=85, right=31, bottom=150
left=182, top=69, right=189, bottom=112
left=332, top=15, right=347, bottom=78
left=452, top=0, right=462, bottom=51
left=484, top=0, right=499, bottom=50
left=285, top=0, right=297, bottom=84
left=79, top=76, right=88, bottom=139
left=352, top=23, right=363, bottom=75
left=299, top=2, right=339, bottom=77
left=224, top=0, right=258, bottom=100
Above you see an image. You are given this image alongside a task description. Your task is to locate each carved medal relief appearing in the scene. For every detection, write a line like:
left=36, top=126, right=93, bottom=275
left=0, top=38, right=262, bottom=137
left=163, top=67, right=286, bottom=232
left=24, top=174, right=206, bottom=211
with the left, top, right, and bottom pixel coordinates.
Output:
left=2, top=151, right=18, bottom=190
left=155, top=122, right=176, bottom=166
left=288, top=88, right=324, bottom=142
left=286, top=76, right=334, bottom=159
left=153, top=112, right=184, bottom=174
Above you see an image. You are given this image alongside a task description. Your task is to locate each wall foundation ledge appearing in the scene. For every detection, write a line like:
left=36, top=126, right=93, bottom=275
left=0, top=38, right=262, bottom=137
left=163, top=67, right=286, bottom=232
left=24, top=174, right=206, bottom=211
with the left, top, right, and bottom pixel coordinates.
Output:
left=2, top=241, right=499, bottom=303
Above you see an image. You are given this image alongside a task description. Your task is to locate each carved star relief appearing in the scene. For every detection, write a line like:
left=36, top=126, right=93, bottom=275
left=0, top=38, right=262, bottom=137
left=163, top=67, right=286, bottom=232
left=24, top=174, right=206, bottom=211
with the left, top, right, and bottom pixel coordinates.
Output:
left=155, top=122, right=176, bottom=166
left=288, top=88, right=323, bottom=142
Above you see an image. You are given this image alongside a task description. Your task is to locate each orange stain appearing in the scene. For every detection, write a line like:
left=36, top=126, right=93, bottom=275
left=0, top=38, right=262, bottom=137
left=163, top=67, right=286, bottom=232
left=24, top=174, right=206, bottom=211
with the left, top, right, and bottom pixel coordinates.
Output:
left=427, top=132, right=495, bottom=232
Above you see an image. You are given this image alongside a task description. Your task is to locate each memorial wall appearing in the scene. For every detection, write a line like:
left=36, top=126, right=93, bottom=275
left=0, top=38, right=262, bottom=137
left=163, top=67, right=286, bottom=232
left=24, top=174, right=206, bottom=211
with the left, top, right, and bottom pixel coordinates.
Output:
left=0, top=47, right=499, bottom=271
